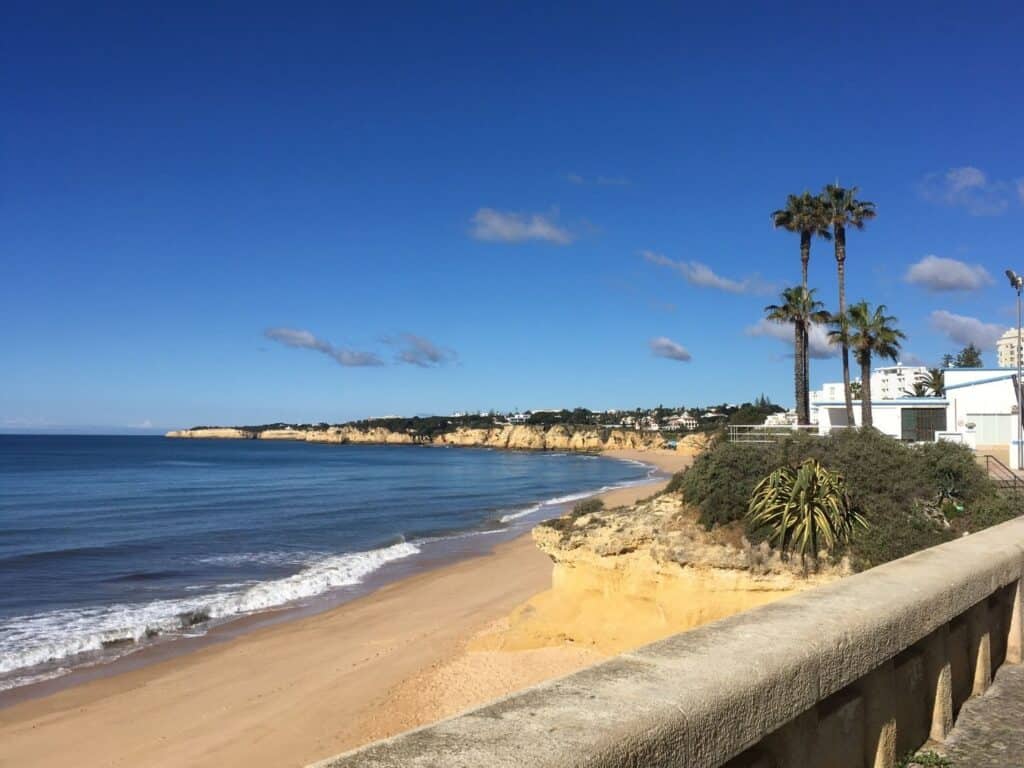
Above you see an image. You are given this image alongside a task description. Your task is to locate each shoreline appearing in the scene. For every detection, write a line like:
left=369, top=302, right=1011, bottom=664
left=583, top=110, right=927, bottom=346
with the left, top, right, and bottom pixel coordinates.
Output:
left=0, top=449, right=688, bottom=767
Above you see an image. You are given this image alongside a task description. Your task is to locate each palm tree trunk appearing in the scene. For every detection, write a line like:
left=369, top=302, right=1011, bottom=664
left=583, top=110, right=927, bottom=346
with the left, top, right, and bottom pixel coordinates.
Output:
left=794, top=322, right=804, bottom=426
left=800, top=231, right=810, bottom=293
left=835, top=227, right=854, bottom=425
left=800, top=232, right=811, bottom=426
left=860, top=355, right=872, bottom=427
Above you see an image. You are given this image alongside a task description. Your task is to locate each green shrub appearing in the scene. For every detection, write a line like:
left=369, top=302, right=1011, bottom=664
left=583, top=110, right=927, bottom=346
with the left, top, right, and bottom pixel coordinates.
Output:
left=677, top=441, right=774, bottom=529
left=676, top=428, right=1018, bottom=570
left=572, top=498, right=604, bottom=516
left=958, top=492, right=1021, bottom=533
left=914, top=440, right=996, bottom=504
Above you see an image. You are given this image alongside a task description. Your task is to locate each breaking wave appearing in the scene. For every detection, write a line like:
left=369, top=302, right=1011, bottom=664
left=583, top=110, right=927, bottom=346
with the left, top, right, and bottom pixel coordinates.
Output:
left=0, top=541, right=419, bottom=690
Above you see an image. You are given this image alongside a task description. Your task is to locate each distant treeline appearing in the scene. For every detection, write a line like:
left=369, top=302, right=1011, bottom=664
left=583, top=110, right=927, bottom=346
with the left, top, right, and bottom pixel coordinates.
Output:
left=188, top=398, right=786, bottom=437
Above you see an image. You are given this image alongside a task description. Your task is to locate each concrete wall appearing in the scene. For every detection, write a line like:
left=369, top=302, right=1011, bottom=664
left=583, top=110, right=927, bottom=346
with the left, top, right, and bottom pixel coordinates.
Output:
left=312, top=517, right=1024, bottom=768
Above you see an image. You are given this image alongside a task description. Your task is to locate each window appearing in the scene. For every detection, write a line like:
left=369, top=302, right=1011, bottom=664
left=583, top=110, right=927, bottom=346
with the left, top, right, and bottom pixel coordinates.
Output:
left=900, top=408, right=947, bottom=442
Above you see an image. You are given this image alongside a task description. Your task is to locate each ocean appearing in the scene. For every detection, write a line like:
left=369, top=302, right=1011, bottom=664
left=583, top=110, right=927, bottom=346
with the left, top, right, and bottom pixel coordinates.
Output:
left=0, top=435, right=653, bottom=693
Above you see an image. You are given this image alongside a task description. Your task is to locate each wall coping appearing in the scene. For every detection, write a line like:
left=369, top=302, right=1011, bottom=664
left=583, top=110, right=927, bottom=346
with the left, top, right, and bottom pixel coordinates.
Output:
left=311, top=517, right=1024, bottom=768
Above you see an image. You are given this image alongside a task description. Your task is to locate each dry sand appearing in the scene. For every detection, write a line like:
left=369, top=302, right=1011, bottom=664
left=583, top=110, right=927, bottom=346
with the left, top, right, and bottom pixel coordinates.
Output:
left=0, top=449, right=687, bottom=768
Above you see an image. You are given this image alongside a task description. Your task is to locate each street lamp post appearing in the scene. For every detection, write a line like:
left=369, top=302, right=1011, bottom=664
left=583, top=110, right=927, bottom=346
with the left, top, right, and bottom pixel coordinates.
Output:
left=1006, top=270, right=1023, bottom=469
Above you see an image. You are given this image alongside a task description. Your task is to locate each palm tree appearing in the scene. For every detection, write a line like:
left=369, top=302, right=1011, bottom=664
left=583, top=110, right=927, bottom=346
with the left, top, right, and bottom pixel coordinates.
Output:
left=772, top=194, right=831, bottom=418
left=925, top=368, right=945, bottom=397
left=771, top=192, right=833, bottom=292
left=747, top=458, right=866, bottom=570
left=831, top=301, right=905, bottom=427
left=765, top=287, right=830, bottom=425
left=820, top=185, right=877, bottom=426
left=904, top=380, right=930, bottom=398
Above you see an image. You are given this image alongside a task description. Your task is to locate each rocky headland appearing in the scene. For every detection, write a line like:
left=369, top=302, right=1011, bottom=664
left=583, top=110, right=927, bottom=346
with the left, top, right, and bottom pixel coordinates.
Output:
left=475, top=489, right=848, bottom=655
left=166, top=423, right=709, bottom=455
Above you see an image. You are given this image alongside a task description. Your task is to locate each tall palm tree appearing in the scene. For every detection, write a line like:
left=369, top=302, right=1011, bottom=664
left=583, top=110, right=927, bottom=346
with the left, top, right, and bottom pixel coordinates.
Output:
left=820, top=185, right=876, bottom=426
left=831, top=301, right=904, bottom=428
left=766, top=287, right=830, bottom=425
left=771, top=192, right=833, bottom=291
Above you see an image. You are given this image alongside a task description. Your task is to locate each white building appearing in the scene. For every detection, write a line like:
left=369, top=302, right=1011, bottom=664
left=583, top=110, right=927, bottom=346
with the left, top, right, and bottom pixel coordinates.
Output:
left=809, top=364, right=930, bottom=424
left=871, top=364, right=929, bottom=399
left=997, top=328, right=1021, bottom=368
left=664, top=412, right=699, bottom=431
left=764, top=410, right=797, bottom=426
left=815, top=367, right=1024, bottom=468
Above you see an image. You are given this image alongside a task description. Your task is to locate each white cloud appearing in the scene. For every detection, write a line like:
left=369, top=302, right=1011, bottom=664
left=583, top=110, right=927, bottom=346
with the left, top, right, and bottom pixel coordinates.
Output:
left=264, top=327, right=384, bottom=367
left=470, top=208, right=573, bottom=244
left=649, top=336, right=691, bottom=362
left=919, top=166, right=1015, bottom=216
left=900, top=353, right=928, bottom=367
left=565, top=172, right=585, bottom=185
left=904, top=255, right=993, bottom=292
left=746, top=319, right=837, bottom=359
left=643, top=250, right=774, bottom=295
left=385, top=333, right=458, bottom=367
left=929, top=310, right=1005, bottom=350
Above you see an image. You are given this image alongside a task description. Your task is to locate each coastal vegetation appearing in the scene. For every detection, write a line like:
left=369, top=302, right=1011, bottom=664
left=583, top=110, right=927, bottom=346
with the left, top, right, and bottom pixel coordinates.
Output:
left=674, top=428, right=1019, bottom=570
left=747, top=458, right=865, bottom=567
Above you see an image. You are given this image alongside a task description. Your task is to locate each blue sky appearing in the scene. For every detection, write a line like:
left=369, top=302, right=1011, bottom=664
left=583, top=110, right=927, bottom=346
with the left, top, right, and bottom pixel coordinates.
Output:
left=3, top=2, right=1024, bottom=431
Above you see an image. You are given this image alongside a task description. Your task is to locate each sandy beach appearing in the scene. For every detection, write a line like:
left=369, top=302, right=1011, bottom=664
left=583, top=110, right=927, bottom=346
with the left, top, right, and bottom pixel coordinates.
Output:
left=0, top=449, right=688, bottom=768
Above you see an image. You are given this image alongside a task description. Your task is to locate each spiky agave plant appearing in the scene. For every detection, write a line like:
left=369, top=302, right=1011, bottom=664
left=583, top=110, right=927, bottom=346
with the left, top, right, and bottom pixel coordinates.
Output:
left=747, top=458, right=866, bottom=569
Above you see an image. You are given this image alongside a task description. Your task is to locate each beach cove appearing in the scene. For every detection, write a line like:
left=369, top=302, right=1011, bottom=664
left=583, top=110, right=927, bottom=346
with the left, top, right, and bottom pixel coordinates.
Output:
left=0, top=448, right=691, bottom=767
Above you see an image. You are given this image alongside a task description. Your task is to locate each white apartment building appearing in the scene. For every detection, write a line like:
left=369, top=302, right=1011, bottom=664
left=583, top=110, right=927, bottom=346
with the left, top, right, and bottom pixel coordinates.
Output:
left=870, top=364, right=929, bottom=399
left=997, top=328, right=1021, bottom=368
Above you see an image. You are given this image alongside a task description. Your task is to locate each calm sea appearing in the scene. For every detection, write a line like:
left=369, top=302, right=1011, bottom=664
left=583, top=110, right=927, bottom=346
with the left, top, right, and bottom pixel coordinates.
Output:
left=0, top=435, right=651, bottom=692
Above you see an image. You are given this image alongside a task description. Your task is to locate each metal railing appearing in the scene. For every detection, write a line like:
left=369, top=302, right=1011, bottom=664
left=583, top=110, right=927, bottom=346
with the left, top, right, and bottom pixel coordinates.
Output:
left=727, top=424, right=821, bottom=444
left=983, top=454, right=1024, bottom=495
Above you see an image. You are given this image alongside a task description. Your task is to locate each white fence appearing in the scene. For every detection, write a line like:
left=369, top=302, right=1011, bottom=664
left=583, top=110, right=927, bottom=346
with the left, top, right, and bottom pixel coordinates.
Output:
left=727, top=424, right=821, bottom=444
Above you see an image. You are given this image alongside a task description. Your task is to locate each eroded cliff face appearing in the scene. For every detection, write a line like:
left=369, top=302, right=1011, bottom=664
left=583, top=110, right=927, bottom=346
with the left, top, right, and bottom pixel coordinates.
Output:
left=165, top=425, right=709, bottom=454
left=473, top=494, right=845, bottom=655
left=164, top=428, right=257, bottom=439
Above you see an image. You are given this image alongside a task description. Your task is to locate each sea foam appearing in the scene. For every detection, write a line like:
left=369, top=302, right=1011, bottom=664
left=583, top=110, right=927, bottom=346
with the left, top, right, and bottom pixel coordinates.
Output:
left=0, top=541, right=419, bottom=689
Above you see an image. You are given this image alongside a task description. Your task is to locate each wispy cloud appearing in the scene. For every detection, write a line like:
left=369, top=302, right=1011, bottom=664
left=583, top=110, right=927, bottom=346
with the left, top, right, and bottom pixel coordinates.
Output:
left=470, top=208, right=573, bottom=244
left=384, top=333, right=458, bottom=367
left=904, top=255, right=993, bottom=292
left=264, top=328, right=384, bottom=367
left=900, top=352, right=928, bottom=367
left=929, top=310, right=1005, bottom=350
left=564, top=172, right=630, bottom=186
left=643, top=250, right=774, bottom=295
left=649, top=336, right=691, bottom=362
left=919, top=166, right=1017, bottom=216
left=746, top=319, right=837, bottom=359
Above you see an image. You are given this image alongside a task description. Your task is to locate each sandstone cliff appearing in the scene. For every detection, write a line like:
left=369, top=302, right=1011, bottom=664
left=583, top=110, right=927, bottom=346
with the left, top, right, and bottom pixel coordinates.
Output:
left=473, top=492, right=845, bottom=655
left=165, top=424, right=709, bottom=454
left=164, top=428, right=257, bottom=439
